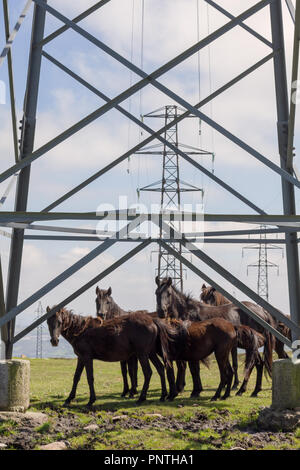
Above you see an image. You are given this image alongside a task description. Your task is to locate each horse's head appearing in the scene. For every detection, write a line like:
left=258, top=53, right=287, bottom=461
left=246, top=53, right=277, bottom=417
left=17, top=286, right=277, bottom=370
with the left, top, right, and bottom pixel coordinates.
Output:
left=46, top=306, right=63, bottom=346
left=155, top=276, right=174, bottom=319
left=200, top=284, right=216, bottom=305
left=95, top=286, right=112, bottom=320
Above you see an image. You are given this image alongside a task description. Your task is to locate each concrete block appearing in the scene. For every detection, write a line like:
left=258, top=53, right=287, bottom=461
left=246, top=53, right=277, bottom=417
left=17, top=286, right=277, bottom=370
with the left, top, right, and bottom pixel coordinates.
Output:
left=0, top=360, right=30, bottom=412
left=272, top=359, right=300, bottom=410
left=0, top=340, right=4, bottom=360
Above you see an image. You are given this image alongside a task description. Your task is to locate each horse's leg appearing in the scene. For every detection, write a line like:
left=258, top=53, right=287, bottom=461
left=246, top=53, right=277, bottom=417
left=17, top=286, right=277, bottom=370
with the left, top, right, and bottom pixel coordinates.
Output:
left=136, top=355, right=152, bottom=404
left=189, top=360, right=202, bottom=398
left=175, top=360, right=186, bottom=393
left=85, top=358, right=96, bottom=407
left=236, top=349, right=255, bottom=396
left=64, top=357, right=84, bottom=406
left=120, top=361, right=129, bottom=397
left=166, top=362, right=178, bottom=401
left=211, top=348, right=232, bottom=401
left=275, top=338, right=289, bottom=359
left=251, top=354, right=264, bottom=397
left=231, top=347, right=239, bottom=389
left=221, top=361, right=233, bottom=400
left=133, top=356, right=138, bottom=391
left=149, top=353, right=168, bottom=402
left=127, top=357, right=138, bottom=397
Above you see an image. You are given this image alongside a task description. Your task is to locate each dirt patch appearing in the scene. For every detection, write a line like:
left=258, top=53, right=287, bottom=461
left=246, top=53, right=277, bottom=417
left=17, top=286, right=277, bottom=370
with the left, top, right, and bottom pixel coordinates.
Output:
left=0, top=408, right=298, bottom=450
left=257, top=407, right=300, bottom=432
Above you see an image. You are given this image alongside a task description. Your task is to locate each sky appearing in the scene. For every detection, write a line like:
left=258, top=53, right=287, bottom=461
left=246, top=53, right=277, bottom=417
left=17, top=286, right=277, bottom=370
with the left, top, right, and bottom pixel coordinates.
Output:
left=0, top=0, right=299, bottom=356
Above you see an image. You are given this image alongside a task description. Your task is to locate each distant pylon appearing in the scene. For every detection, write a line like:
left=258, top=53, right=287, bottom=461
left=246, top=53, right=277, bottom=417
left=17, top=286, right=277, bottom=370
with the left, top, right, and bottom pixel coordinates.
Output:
left=242, top=225, right=283, bottom=301
left=35, top=301, right=44, bottom=358
left=136, top=104, right=214, bottom=291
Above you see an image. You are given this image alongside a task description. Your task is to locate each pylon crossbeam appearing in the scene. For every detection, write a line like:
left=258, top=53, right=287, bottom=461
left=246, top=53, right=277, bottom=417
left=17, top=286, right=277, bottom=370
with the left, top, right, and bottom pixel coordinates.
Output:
left=1, top=0, right=299, bottom=358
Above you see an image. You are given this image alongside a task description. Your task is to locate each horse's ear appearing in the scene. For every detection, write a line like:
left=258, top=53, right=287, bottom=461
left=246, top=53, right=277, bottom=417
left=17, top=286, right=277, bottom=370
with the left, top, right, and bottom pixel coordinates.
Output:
left=46, top=306, right=50, bottom=313
left=96, top=286, right=100, bottom=294
left=211, top=287, right=216, bottom=292
left=155, top=276, right=160, bottom=286
left=167, top=277, right=172, bottom=287
left=107, top=287, right=112, bottom=296
left=202, top=284, right=206, bottom=289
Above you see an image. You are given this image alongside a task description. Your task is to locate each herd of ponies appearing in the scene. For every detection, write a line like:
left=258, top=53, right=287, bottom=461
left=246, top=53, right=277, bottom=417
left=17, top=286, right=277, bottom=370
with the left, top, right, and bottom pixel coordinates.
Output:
left=46, top=278, right=291, bottom=408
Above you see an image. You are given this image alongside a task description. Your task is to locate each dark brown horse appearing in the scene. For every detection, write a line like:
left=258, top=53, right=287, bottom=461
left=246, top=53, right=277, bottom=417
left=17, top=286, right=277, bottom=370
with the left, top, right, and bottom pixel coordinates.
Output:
left=95, top=286, right=143, bottom=397
left=46, top=307, right=170, bottom=407
left=158, top=317, right=236, bottom=401
left=156, top=277, right=276, bottom=392
left=200, top=284, right=239, bottom=388
left=95, top=286, right=187, bottom=395
left=201, top=284, right=230, bottom=305
left=235, top=325, right=272, bottom=396
left=200, top=284, right=289, bottom=360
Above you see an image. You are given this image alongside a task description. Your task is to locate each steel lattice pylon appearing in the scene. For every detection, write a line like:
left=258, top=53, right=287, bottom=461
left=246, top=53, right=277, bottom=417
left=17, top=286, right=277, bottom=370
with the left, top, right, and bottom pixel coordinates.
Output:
left=0, top=0, right=300, bottom=360
left=137, top=105, right=212, bottom=291
left=35, top=301, right=43, bottom=359
left=243, top=225, right=283, bottom=302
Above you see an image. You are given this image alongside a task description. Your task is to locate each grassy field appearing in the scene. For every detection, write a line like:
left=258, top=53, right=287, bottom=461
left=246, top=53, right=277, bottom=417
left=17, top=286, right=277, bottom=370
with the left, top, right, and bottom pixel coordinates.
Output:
left=1, top=355, right=300, bottom=450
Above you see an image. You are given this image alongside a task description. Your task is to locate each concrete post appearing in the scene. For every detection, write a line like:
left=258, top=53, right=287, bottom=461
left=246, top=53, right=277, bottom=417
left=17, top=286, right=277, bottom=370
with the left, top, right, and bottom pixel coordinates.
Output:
left=0, top=359, right=30, bottom=411
left=272, top=359, right=300, bottom=409
left=0, top=340, right=4, bottom=360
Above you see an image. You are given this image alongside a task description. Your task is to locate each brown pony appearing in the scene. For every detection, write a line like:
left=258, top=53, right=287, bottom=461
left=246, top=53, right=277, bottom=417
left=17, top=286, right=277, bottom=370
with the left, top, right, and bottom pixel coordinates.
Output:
left=95, top=286, right=141, bottom=397
left=95, top=286, right=187, bottom=396
left=156, top=277, right=276, bottom=392
left=158, top=317, right=236, bottom=401
left=46, top=307, right=170, bottom=407
left=235, top=325, right=272, bottom=396
left=200, top=284, right=289, bottom=361
left=200, top=284, right=239, bottom=388
left=201, top=284, right=230, bottom=305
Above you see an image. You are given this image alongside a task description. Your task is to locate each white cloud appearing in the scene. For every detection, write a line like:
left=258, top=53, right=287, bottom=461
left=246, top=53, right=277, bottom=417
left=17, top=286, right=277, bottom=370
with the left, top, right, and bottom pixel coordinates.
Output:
left=0, top=1, right=298, bottom=349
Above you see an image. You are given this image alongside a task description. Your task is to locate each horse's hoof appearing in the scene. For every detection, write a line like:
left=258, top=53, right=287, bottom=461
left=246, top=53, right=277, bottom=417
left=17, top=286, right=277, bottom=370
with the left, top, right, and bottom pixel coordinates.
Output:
left=167, top=395, right=176, bottom=401
left=62, top=401, right=71, bottom=407
left=121, top=391, right=129, bottom=397
left=190, top=392, right=201, bottom=398
left=221, top=395, right=229, bottom=401
left=250, top=392, right=259, bottom=398
left=160, top=395, right=166, bottom=402
left=235, top=391, right=243, bottom=396
left=136, top=398, right=146, bottom=405
left=210, top=396, right=218, bottom=402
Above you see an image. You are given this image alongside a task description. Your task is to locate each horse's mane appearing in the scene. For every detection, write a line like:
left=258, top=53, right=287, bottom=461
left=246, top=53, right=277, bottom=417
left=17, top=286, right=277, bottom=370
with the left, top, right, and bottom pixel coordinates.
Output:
left=170, top=284, right=203, bottom=320
left=201, top=286, right=230, bottom=306
left=213, top=290, right=231, bottom=305
left=59, top=308, right=103, bottom=337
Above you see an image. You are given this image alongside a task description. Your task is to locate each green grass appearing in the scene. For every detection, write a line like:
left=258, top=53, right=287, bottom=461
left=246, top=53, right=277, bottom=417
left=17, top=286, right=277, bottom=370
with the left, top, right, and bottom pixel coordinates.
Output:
left=2, top=355, right=299, bottom=450
left=28, top=356, right=272, bottom=418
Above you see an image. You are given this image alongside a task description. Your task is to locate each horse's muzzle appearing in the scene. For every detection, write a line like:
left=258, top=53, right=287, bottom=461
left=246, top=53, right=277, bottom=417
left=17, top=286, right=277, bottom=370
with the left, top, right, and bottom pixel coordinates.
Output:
left=157, top=308, right=166, bottom=319
left=50, top=338, right=59, bottom=346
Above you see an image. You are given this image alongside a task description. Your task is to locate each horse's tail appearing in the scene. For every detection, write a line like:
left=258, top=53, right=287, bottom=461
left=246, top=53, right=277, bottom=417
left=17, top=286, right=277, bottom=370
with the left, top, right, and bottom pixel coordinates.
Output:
left=262, top=329, right=274, bottom=379
left=235, top=325, right=260, bottom=374
left=153, top=318, right=175, bottom=367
